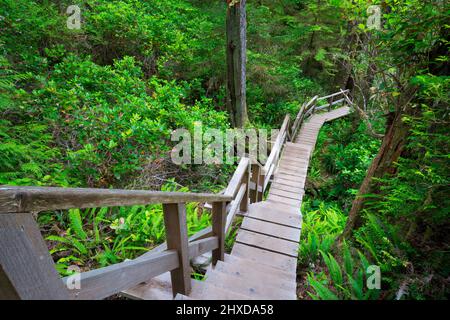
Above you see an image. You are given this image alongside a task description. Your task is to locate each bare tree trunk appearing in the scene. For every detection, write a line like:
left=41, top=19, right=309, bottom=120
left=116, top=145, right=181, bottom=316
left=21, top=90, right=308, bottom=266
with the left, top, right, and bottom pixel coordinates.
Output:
left=226, top=0, right=248, bottom=128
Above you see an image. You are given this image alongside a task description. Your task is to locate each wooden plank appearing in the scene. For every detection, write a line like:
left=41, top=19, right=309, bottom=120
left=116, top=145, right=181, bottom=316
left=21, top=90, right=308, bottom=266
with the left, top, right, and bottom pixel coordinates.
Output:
left=187, top=237, right=219, bottom=259
left=0, top=213, right=70, bottom=300
left=273, top=173, right=306, bottom=184
left=249, top=163, right=260, bottom=203
left=214, top=261, right=296, bottom=292
left=231, top=243, right=297, bottom=274
left=267, top=194, right=301, bottom=208
left=240, top=163, right=250, bottom=212
left=225, top=184, right=246, bottom=235
left=269, top=188, right=304, bottom=201
left=276, top=168, right=307, bottom=178
left=284, top=144, right=312, bottom=152
left=282, top=151, right=311, bottom=160
left=239, top=204, right=301, bottom=228
left=205, top=269, right=295, bottom=300
left=224, top=254, right=295, bottom=282
left=212, top=202, right=227, bottom=265
left=0, top=186, right=231, bottom=214
left=277, top=162, right=309, bottom=172
left=163, top=203, right=191, bottom=296
left=279, top=155, right=310, bottom=164
left=264, top=115, right=289, bottom=172
left=121, top=272, right=173, bottom=300
left=265, top=200, right=303, bottom=214
left=121, top=237, right=218, bottom=300
left=224, top=157, right=250, bottom=198
left=241, top=217, right=301, bottom=242
left=236, top=230, right=298, bottom=257
left=65, top=250, right=179, bottom=300
left=272, top=177, right=305, bottom=189
left=269, top=184, right=305, bottom=194
left=190, top=280, right=253, bottom=300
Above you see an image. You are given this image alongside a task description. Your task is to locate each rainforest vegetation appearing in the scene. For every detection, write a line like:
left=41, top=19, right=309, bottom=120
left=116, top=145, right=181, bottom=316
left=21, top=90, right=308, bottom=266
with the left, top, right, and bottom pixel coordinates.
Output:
left=0, top=0, right=448, bottom=299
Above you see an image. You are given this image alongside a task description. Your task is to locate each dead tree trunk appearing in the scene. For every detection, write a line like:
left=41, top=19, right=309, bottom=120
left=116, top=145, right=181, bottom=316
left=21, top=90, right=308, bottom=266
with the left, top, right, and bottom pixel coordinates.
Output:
left=226, top=0, right=248, bottom=128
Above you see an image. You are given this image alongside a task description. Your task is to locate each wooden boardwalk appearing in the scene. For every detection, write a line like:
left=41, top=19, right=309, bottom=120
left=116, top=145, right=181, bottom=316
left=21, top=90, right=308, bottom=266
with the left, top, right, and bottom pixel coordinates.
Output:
left=0, top=91, right=352, bottom=301
left=123, top=106, right=351, bottom=300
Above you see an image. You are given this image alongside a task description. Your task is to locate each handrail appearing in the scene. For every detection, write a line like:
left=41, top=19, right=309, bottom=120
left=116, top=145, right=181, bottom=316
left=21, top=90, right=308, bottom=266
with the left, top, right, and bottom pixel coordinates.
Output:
left=0, top=186, right=232, bottom=214
left=263, top=115, right=290, bottom=174
left=317, top=89, right=349, bottom=101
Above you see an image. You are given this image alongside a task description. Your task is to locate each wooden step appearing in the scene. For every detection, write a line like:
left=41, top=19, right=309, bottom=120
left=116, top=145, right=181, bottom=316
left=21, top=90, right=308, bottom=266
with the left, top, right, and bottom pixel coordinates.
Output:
left=272, top=177, right=305, bottom=189
left=269, top=184, right=305, bottom=194
left=273, top=173, right=306, bottom=184
left=280, top=152, right=309, bottom=167
left=231, top=243, right=298, bottom=274
left=279, top=156, right=310, bottom=165
left=213, top=261, right=296, bottom=292
left=240, top=203, right=301, bottom=228
left=121, top=272, right=174, bottom=300
left=264, top=200, right=303, bottom=215
left=266, top=194, right=301, bottom=208
left=276, top=168, right=308, bottom=177
left=240, top=217, right=301, bottom=242
left=205, top=268, right=296, bottom=300
left=224, top=254, right=295, bottom=282
left=268, top=187, right=304, bottom=201
left=236, top=229, right=299, bottom=257
left=190, top=281, right=253, bottom=300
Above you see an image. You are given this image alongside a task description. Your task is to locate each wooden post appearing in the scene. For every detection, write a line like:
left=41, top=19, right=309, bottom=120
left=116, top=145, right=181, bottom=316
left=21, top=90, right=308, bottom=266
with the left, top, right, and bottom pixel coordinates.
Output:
left=249, top=163, right=260, bottom=204
left=328, top=96, right=334, bottom=112
left=211, top=202, right=226, bottom=265
left=258, top=169, right=265, bottom=202
left=239, top=161, right=250, bottom=212
left=0, top=213, right=69, bottom=300
left=226, top=0, right=248, bottom=128
left=162, top=203, right=191, bottom=297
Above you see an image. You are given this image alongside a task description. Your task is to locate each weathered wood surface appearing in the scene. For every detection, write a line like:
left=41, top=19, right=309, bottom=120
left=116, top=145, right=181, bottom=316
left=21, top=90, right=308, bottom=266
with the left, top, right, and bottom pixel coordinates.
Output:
left=0, top=186, right=231, bottom=214
left=225, top=183, right=246, bottom=234
left=163, top=203, right=191, bottom=296
left=236, top=229, right=299, bottom=257
left=231, top=243, right=298, bottom=274
left=224, top=157, right=249, bottom=198
left=240, top=217, right=301, bottom=242
left=238, top=202, right=302, bottom=228
left=212, top=202, right=227, bottom=265
left=213, top=260, right=296, bottom=291
left=0, top=213, right=69, bottom=299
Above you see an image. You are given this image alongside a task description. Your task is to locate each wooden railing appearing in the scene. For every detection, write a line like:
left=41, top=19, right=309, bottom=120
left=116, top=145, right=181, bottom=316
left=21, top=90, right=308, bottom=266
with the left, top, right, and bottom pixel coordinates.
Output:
left=0, top=89, right=351, bottom=300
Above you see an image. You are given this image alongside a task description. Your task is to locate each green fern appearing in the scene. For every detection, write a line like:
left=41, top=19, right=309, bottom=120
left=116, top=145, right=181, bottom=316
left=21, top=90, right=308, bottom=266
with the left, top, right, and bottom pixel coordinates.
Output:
left=69, top=209, right=87, bottom=240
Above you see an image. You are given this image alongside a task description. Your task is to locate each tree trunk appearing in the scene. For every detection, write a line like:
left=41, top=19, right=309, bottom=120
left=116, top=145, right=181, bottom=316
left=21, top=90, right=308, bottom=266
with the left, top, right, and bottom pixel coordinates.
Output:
left=226, top=0, right=248, bottom=128
left=341, top=109, right=410, bottom=239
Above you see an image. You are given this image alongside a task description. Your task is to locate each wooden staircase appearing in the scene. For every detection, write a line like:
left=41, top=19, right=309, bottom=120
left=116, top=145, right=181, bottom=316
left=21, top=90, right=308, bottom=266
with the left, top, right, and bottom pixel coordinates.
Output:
left=0, top=90, right=352, bottom=301
left=123, top=102, right=352, bottom=300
